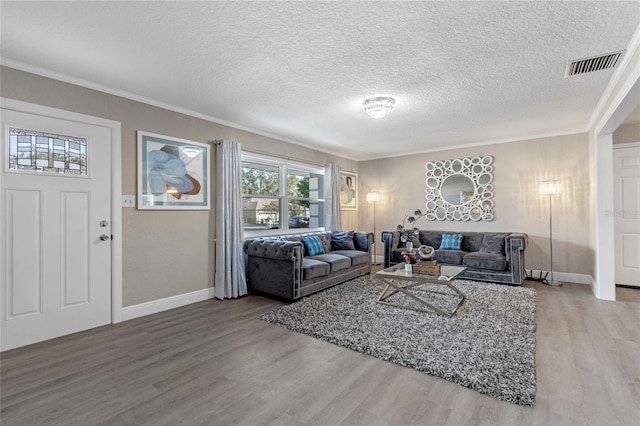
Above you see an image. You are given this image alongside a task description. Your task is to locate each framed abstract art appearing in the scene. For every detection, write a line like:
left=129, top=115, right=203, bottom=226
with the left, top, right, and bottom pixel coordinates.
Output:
left=137, top=131, right=210, bottom=210
left=340, top=170, right=357, bottom=210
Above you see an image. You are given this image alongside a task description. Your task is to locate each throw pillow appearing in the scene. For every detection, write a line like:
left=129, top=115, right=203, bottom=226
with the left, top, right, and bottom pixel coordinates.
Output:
left=479, top=233, right=508, bottom=254
left=419, top=231, right=442, bottom=249
left=331, top=230, right=356, bottom=250
left=302, top=235, right=325, bottom=256
left=353, top=232, right=369, bottom=251
left=439, top=233, right=464, bottom=250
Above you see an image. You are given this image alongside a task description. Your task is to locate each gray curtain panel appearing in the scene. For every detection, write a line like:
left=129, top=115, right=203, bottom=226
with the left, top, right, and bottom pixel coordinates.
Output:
left=214, top=139, right=247, bottom=299
left=324, top=163, right=342, bottom=231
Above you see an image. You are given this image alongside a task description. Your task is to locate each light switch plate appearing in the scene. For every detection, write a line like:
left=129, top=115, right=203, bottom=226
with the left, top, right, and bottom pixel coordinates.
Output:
left=122, top=195, right=135, bottom=208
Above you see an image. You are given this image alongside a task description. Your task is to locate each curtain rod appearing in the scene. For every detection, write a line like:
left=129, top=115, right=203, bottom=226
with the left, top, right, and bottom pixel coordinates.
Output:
left=209, top=141, right=328, bottom=168
left=240, top=147, right=327, bottom=168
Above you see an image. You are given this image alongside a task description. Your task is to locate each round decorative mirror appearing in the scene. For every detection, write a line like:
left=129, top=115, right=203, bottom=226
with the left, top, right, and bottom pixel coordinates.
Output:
left=469, top=206, right=482, bottom=221
left=426, top=177, right=439, bottom=188
left=440, top=175, right=475, bottom=205
left=435, top=206, right=447, bottom=220
left=423, top=156, right=494, bottom=221
left=477, top=173, right=492, bottom=185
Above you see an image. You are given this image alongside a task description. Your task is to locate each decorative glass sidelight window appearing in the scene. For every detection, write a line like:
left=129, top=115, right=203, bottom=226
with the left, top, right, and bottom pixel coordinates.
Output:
left=8, top=128, right=87, bottom=175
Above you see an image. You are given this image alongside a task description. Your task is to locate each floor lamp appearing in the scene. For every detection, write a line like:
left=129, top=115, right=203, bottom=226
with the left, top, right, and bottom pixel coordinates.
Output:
left=366, top=192, right=380, bottom=265
left=539, top=180, right=563, bottom=287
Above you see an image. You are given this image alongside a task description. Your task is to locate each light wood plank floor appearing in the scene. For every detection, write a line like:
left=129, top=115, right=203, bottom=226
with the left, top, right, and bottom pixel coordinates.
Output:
left=2, top=278, right=639, bottom=426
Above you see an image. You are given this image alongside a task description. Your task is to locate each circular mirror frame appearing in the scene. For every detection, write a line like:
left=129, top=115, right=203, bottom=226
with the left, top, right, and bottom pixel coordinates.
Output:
left=440, top=174, right=475, bottom=205
left=424, top=155, right=494, bottom=221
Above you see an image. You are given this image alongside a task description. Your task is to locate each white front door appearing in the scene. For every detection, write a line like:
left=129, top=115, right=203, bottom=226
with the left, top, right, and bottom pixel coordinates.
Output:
left=613, top=144, right=640, bottom=287
left=1, top=109, right=112, bottom=351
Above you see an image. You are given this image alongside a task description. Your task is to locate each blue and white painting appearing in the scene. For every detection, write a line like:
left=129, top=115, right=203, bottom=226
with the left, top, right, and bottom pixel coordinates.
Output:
left=137, top=131, right=210, bottom=209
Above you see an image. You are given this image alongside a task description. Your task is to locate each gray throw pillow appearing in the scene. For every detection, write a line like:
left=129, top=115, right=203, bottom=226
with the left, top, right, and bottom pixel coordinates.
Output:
left=479, top=233, right=508, bottom=254
left=331, top=230, right=356, bottom=250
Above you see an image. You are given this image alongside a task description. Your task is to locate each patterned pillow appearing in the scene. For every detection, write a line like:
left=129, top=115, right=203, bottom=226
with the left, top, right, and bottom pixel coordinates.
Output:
left=439, top=233, right=464, bottom=250
left=302, top=235, right=325, bottom=256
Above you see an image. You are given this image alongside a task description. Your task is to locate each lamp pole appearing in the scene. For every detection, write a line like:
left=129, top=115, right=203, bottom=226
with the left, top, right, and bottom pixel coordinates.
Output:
left=372, top=199, right=377, bottom=264
left=546, top=192, right=562, bottom=286
left=366, top=192, right=380, bottom=265
left=540, top=181, right=562, bottom=287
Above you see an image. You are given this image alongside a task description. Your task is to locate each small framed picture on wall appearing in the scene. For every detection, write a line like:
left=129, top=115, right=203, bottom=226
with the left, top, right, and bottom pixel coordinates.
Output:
left=340, top=171, right=357, bottom=210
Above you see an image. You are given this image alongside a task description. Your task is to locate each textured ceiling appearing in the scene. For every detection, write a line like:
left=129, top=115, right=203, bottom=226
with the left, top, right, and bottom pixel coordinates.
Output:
left=1, top=1, right=639, bottom=160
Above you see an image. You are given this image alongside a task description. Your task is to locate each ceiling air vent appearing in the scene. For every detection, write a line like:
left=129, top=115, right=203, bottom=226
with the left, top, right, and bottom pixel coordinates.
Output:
left=565, top=50, right=625, bottom=77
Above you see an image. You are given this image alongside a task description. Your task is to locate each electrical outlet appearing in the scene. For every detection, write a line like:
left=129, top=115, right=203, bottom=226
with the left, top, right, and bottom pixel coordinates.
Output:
left=122, top=195, right=135, bottom=208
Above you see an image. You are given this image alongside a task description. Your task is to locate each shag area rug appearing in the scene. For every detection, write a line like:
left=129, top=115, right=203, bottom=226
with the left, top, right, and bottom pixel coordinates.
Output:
left=259, top=276, right=536, bottom=406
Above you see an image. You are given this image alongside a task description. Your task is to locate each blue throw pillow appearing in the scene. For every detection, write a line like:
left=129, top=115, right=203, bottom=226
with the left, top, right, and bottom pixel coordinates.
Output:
left=353, top=232, right=369, bottom=251
left=439, top=233, right=464, bottom=250
left=302, top=235, right=325, bottom=256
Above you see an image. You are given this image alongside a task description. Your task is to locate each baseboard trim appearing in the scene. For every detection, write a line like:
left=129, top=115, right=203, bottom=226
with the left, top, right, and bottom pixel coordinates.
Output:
left=122, top=287, right=215, bottom=321
left=526, top=270, right=592, bottom=285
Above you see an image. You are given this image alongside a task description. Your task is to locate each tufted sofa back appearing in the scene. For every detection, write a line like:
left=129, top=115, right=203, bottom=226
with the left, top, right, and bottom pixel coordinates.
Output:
left=275, top=231, right=333, bottom=256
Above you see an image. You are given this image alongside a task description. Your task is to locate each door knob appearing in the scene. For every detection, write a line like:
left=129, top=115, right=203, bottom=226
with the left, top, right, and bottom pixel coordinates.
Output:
left=100, top=220, right=109, bottom=227
left=99, top=234, right=110, bottom=241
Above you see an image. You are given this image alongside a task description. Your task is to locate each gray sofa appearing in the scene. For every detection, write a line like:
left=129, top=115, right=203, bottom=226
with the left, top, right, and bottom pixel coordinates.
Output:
left=243, top=230, right=372, bottom=300
left=382, top=230, right=528, bottom=285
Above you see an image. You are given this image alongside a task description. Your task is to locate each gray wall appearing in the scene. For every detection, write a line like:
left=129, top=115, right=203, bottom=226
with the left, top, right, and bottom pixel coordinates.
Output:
left=358, top=133, right=592, bottom=276
left=613, top=123, right=640, bottom=144
left=1, top=66, right=358, bottom=306
left=1, top=65, right=595, bottom=304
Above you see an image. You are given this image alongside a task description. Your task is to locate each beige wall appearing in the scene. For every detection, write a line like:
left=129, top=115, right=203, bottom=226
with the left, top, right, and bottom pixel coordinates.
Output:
left=0, top=65, right=598, bottom=302
left=1, top=66, right=357, bottom=306
left=358, top=133, right=592, bottom=276
left=613, top=123, right=640, bottom=144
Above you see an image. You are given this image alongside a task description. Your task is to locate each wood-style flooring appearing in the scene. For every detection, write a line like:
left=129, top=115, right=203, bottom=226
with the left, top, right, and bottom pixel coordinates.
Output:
left=1, top=278, right=639, bottom=426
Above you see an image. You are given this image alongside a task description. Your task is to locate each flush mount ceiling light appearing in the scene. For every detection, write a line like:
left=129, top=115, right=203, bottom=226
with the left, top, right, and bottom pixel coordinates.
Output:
left=363, top=97, right=395, bottom=118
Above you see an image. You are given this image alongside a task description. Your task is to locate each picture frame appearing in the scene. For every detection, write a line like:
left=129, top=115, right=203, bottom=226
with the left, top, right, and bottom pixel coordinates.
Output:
left=137, top=131, right=210, bottom=210
left=340, top=170, right=358, bottom=210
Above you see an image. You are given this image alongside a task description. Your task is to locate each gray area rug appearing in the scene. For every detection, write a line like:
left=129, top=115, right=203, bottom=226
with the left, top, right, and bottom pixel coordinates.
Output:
left=259, top=276, right=536, bottom=406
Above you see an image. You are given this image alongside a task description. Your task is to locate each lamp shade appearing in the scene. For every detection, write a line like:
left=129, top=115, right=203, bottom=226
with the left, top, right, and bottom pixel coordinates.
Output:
left=366, top=192, right=380, bottom=203
left=539, top=180, right=561, bottom=195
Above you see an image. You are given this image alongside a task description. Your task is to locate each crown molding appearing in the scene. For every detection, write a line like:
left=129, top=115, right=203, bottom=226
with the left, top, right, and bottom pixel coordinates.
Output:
left=0, top=58, right=351, bottom=160
left=354, top=129, right=586, bottom=162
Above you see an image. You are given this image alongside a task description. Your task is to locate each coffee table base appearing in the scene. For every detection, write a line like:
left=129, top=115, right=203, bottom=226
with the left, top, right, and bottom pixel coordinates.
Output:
left=376, top=278, right=466, bottom=317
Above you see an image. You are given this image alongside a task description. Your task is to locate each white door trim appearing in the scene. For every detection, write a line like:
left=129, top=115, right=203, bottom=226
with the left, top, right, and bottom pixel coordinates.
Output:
left=612, top=144, right=640, bottom=286
left=1, top=97, right=123, bottom=323
left=614, top=141, right=640, bottom=149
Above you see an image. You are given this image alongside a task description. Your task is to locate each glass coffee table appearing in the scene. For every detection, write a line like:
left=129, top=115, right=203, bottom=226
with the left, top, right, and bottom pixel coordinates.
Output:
left=374, top=264, right=467, bottom=317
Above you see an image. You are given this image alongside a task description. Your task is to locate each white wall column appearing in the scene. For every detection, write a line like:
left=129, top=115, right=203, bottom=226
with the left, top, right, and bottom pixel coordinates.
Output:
left=594, top=133, right=616, bottom=300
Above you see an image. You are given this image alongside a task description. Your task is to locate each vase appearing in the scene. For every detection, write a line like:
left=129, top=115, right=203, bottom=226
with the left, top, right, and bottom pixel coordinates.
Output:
left=405, top=263, right=413, bottom=273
